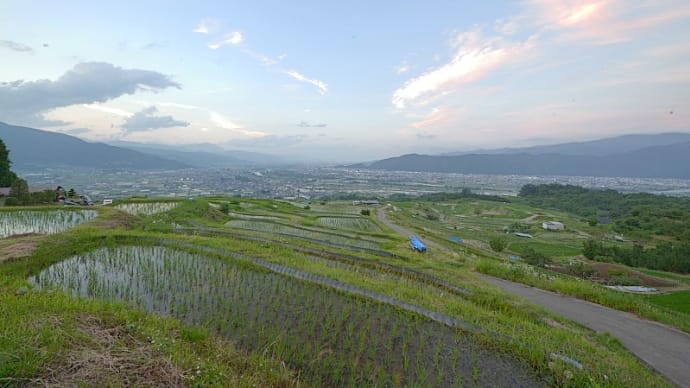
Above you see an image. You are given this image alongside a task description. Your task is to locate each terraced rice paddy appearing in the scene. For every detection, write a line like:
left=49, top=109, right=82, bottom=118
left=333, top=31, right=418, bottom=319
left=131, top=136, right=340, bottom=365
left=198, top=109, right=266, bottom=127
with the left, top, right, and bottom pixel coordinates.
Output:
left=29, top=245, right=542, bottom=387
left=317, top=216, right=381, bottom=232
left=115, top=202, right=179, bottom=216
left=0, top=210, right=97, bottom=238
left=225, top=220, right=383, bottom=250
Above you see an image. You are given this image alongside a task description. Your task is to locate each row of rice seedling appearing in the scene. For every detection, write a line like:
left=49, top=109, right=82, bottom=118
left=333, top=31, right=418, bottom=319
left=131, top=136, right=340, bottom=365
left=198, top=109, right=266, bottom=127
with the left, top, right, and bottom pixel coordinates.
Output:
left=317, top=216, right=382, bottom=232
left=30, top=246, right=542, bottom=387
left=0, top=210, right=97, bottom=238
left=115, top=202, right=179, bottom=216
left=224, top=220, right=382, bottom=250
left=227, top=212, right=279, bottom=221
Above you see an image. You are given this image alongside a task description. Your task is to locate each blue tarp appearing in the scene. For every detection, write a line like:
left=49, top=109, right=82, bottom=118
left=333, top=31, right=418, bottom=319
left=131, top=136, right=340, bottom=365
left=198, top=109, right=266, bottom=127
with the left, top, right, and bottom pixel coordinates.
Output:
left=448, top=236, right=463, bottom=243
left=410, top=236, right=427, bottom=252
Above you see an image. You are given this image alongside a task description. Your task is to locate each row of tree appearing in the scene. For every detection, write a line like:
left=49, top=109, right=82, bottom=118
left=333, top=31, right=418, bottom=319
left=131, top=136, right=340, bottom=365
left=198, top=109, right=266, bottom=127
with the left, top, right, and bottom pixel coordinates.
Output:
left=519, top=183, right=690, bottom=240
left=583, top=239, right=690, bottom=274
left=1, top=137, right=57, bottom=205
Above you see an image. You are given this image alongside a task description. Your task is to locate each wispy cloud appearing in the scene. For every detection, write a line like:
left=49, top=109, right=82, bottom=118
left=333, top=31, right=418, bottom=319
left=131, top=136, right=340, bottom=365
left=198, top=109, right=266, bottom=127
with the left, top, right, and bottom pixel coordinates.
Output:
left=396, top=61, right=412, bottom=75
left=193, top=18, right=220, bottom=34
left=228, top=134, right=306, bottom=147
left=210, top=111, right=266, bottom=137
left=0, top=40, right=33, bottom=53
left=82, top=104, right=132, bottom=117
left=528, top=0, right=690, bottom=44
left=392, top=30, right=534, bottom=109
left=410, top=106, right=461, bottom=129
left=297, top=121, right=327, bottom=128
left=285, top=70, right=328, bottom=95
left=208, top=31, right=243, bottom=49
left=122, top=106, right=189, bottom=132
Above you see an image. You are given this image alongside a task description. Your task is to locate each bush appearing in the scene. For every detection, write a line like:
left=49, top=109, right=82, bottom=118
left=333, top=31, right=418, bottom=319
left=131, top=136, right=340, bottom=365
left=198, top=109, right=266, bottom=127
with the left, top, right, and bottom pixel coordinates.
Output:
left=489, top=237, right=507, bottom=252
left=360, top=209, right=370, bottom=216
left=4, top=197, right=19, bottom=206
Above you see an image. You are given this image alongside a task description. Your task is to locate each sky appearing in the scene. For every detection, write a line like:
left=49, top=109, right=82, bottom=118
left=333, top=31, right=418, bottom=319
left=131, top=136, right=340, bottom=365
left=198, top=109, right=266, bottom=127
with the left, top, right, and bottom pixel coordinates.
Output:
left=1, top=0, right=689, bottom=162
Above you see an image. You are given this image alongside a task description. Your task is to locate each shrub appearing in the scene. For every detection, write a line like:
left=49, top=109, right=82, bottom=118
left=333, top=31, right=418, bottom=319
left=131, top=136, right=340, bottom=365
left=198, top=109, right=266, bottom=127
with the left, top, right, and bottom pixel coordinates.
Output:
left=489, top=237, right=507, bottom=252
left=360, top=209, right=370, bottom=216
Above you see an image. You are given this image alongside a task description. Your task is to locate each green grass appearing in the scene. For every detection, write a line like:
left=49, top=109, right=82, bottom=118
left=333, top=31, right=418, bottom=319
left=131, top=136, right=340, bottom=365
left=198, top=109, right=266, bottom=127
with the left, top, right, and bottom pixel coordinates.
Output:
left=0, top=197, right=676, bottom=387
left=647, top=291, right=690, bottom=314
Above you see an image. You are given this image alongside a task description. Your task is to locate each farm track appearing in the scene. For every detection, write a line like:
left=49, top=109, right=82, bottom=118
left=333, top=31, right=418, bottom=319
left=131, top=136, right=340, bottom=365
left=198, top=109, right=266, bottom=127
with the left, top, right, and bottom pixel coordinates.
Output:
left=174, top=226, right=473, bottom=296
left=376, top=207, right=450, bottom=253
left=118, top=235, right=479, bottom=332
left=477, top=274, right=690, bottom=388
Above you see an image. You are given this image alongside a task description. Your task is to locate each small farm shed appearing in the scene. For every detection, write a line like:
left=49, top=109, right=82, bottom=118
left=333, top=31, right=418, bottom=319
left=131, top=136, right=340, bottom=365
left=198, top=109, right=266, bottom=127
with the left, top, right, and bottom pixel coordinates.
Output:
left=542, top=221, right=565, bottom=231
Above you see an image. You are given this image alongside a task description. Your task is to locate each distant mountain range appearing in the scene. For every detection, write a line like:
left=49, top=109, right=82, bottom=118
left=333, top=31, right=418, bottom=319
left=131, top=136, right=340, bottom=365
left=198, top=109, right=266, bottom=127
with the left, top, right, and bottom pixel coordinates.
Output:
left=0, top=122, right=190, bottom=171
left=0, top=122, right=280, bottom=171
left=353, top=133, right=690, bottom=179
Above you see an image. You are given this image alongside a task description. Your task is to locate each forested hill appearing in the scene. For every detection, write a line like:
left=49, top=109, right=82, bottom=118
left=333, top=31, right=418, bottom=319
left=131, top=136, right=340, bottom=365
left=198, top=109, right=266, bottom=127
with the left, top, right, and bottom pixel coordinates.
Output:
left=0, top=122, right=190, bottom=171
left=518, top=183, right=690, bottom=240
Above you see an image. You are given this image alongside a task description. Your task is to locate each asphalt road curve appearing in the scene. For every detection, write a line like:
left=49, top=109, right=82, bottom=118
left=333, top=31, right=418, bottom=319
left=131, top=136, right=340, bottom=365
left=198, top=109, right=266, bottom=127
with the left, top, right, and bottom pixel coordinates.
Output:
left=476, top=274, right=690, bottom=387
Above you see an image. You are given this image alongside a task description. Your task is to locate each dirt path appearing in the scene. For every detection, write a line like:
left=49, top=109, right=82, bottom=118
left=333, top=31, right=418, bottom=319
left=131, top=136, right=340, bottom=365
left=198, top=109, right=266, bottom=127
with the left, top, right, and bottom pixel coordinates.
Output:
left=376, top=206, right=449, bottom=252
left=476, top=274, right=690, bottom=388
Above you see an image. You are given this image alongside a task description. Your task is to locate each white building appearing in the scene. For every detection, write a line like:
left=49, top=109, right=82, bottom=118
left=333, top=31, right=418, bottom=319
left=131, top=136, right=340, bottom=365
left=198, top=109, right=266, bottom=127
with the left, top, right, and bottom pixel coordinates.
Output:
left=542, top=221, right=565, bottom=231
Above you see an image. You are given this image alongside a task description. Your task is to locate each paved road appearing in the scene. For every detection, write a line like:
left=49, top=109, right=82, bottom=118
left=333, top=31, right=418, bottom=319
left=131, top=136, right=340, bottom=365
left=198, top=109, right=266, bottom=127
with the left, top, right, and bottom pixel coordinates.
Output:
left=477, top=274, right=690, bottom=387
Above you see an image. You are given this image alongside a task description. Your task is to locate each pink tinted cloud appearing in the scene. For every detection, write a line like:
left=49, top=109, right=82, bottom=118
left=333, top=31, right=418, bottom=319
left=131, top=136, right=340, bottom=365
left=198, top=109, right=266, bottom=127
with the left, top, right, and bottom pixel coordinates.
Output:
left=529, top=0, right=690, bottom=44
left=392, top=30, right=535, bottom=109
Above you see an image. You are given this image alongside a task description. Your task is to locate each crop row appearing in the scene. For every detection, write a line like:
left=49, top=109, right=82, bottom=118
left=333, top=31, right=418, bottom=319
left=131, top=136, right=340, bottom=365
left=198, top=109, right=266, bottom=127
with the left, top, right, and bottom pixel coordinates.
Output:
left=0, top=210, right=97, bottom=238
left=115, top=202, right=179, bottom=216
left=224, top=220, right=382, bottom=250
left=317, top=216, right=381, bottom=232
left=30, top=246, right=540, bottom=387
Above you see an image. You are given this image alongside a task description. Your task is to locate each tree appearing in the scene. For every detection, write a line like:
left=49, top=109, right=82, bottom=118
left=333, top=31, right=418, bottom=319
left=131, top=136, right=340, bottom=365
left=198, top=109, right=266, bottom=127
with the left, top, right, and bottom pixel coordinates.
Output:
left=489, top=237, right=507, bottom=252
left=10, top=178, right=30, bottom=205
left=0, top=138, right=18, bottom=187
left=68, top=188, right=76, bottom=198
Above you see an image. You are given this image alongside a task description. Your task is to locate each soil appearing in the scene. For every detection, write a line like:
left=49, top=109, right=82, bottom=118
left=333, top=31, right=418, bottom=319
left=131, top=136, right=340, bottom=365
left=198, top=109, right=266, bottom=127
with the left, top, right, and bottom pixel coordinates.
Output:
left=37, top=315, right=184, bottom=387
left=0, top=235, right=41, bottom=261
left=548, top=261, right=676, bottom=287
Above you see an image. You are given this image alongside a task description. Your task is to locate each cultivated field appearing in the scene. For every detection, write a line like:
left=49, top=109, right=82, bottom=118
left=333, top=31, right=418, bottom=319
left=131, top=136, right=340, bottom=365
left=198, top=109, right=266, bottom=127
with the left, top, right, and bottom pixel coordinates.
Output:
left=1, top=196, right=683, bottom=387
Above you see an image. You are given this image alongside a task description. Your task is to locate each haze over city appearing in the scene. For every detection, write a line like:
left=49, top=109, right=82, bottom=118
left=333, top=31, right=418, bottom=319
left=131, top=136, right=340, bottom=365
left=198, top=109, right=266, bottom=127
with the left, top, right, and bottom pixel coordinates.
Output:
left=1, top=0, right=689, bottom=161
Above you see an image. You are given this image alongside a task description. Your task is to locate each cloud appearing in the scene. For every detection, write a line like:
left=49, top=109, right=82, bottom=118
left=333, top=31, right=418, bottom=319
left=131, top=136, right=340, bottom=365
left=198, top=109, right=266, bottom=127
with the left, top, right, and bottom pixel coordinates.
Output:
left=0, top=62, right=180, bottom=125
left=0, top=40, right=33, bottom=53
left=210, top=111, right=266, bottom=137
left=82, top=104, right=132, bottom=117
left=528, top=0, right=690, bottom=44
left=297, top=121, right=327, bottom=128
left=228, top=134, right=306, bottom=148
left=122, top=106, right=189, bottom=132
left=410, top=106, right=461, bottom=129
left=61, top=127, right=91, bottom=135
left=392, top=30, right=533, bottom=109
left=193, top=18, right=220, bottom=34
left=396, top=62, right=412, bottom=75
left=208, top=31, right=244, bottom=49
left=284, top=70, right=328, bottom=95
left=142, top=41, right=166, bottom=50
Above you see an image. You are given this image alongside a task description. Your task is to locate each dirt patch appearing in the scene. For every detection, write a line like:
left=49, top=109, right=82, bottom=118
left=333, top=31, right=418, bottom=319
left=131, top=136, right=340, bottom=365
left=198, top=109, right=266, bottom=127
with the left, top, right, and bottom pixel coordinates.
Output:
left=548, top=261, right=676, bottom=287
left=95, top=211, right=136, bottom=230
left=37, top=315, right=184, bottom=387
left=0, top=236, right=41, bottom=261
left=480, top=208, right=510, bottom=216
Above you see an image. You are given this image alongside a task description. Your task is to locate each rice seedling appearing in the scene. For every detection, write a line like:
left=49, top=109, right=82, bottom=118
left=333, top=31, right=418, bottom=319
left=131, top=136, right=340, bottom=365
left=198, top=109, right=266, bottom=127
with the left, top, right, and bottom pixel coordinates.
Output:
left=29, top=245, right=543, bottom=387
left=224, top=220, right=382, bottom=249
left=317, top=217, right=382, bottom=232
left=0, top=210, right=97, bottom=238
left=115, top=202, right=179, bottom=216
